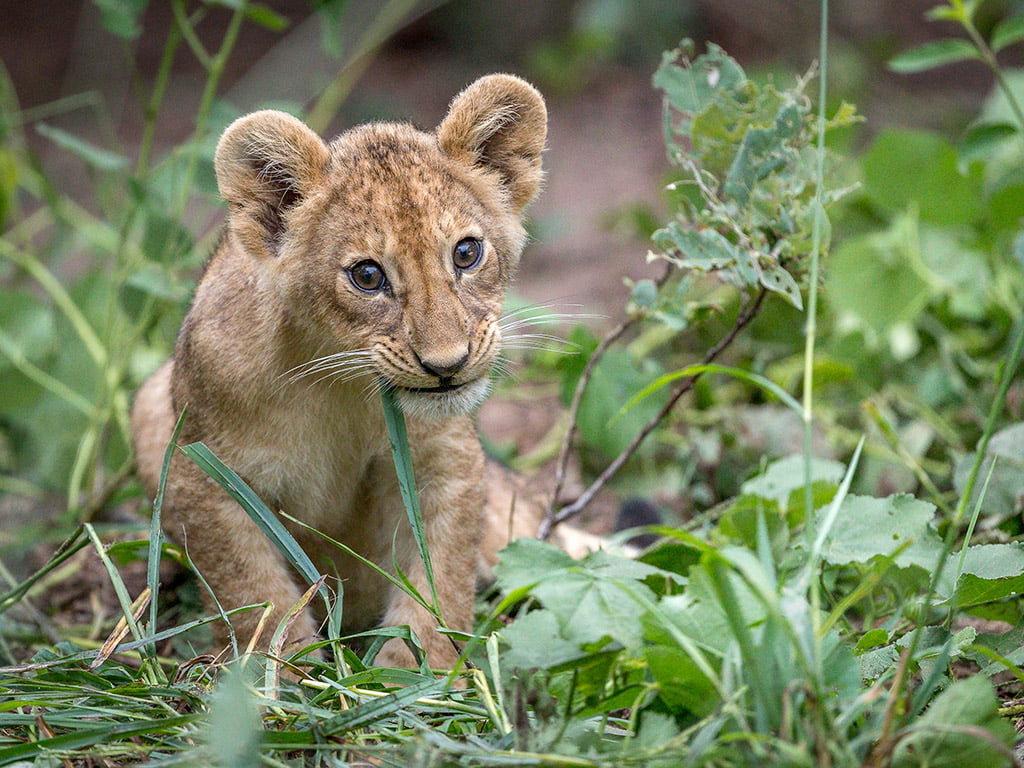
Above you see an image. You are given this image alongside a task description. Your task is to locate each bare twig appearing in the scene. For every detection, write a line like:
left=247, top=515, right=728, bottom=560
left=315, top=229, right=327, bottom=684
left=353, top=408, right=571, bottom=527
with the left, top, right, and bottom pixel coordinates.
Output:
left=539, top=285, right=768, bottom=539
left=547, top=266, right=676, bottom=520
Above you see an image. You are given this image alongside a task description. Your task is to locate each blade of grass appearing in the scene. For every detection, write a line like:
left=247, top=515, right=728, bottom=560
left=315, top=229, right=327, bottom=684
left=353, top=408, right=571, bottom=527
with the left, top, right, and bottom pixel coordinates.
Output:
left=148, top=407, right=188, bottom=656
left=179, top=441, right=330, bottom=615
left=0, top=714, right=198, bottom=766
left=83, top=523, right=164, bottom=684
left=379, top=388, right=440, bottom=615
left=278, top=509, right=436, bottom=619
left=616, top=362, right=803, bottom=420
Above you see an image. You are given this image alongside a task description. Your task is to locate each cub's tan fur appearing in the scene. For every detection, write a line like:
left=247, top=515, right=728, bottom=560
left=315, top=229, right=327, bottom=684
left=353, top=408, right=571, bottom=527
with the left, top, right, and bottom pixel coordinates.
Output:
left=131, top=75, right=556, bottom=670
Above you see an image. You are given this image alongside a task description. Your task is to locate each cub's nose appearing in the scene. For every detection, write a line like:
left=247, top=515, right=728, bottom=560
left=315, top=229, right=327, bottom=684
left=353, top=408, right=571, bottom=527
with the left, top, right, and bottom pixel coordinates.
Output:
left=416, top=349, right=470, bottom=380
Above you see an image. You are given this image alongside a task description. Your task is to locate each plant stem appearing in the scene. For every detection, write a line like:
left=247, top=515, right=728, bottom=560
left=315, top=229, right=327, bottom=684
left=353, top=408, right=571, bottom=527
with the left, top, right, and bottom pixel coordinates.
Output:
left=802, top=0, right=829, bottom=531
left=548, top=316, right=636, bottom=518
left=136, top=12, right=183, bottom=179
left=305, top=0, right=420, bottom=134
left=539, top=286, right=767, bottom=539
left=173, top=0, right=247, bottom=217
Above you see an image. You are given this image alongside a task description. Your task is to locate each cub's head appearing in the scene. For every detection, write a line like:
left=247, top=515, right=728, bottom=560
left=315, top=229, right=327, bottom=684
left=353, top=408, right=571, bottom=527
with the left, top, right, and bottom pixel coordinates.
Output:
left=214, top=74, right=546, bottom=417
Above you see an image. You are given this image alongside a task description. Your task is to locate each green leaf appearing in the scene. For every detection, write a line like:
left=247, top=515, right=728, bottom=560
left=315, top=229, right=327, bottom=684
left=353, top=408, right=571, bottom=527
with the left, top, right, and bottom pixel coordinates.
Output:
left=759, top=264, right=803, bottom=310
left=724, top=100, right=804, bottom=206
left=92, top=0, right=149, bottom=39
left=500, top=609, right=590, bottom=669
left=493, top=537, right=578, bottom=595
left=35, top=123, right=130, bottom=172
left=991, top=14, right=1024, bottom=52
left=741, top=455, right=846, bottom=507
left=888, top=39, right=981, bottom=74
left=620, top=363, right=803, bottom=420
left=892, top=676, right=1015, bottom=768
left=576, top=347, right=666, bottom=460
left=380, top=389, right=439, bottom=614
left=653, top=224, right=740, bottom=272
left=827, top=214, right=934, bottom=338
left=946, top=544, right=1024, bottom=606
left=533, top=572, right=655, bottom=652
left=206, top=0, right=290, bottom=31
left=861, top=130, right=983, bottom=226
left=645, top=644, right=719, bottom=717
left=954, top=424, right=1024, bottom=524
left=0, top=292, right=55, bottom=368
left=653, top=42, right=746, bottom=128
left=817, top=494, right=945, bottom=574
left=312, top=0, right=351, bottom=59
left=958, top=122, right=1018, bottom=163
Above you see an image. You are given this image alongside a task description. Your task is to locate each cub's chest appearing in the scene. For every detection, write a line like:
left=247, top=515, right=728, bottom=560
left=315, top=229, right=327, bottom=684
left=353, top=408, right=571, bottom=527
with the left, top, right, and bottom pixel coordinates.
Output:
left=231, top=392, right=390, bottom=518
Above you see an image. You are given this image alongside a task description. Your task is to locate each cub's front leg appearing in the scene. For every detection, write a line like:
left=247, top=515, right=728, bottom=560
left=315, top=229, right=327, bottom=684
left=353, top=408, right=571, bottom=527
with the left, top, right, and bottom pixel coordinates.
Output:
left=374, top=424, right=485, bottom=671
left=162, top=456, right=320, bottom=655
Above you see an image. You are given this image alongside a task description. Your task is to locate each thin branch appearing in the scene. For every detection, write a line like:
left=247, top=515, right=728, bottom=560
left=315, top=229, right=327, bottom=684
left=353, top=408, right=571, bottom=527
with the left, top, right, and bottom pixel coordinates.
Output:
left=539, top=285, right=768, bottom=539
left=547, top=266, right=675, bottom=517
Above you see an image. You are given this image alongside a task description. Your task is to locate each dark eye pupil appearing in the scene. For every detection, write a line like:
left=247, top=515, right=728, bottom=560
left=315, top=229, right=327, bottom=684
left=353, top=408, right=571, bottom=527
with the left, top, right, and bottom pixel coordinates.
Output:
left=453, top=238, right=482, bottom=270
left=350, top=261, right=385, bottom=292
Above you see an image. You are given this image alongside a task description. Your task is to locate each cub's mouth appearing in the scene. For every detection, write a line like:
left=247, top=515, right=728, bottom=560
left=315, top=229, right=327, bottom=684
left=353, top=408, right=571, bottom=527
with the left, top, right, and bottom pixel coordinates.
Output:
left=395, top=382, right=467, bottom=394
left=387, top=376, right=492, bottom=417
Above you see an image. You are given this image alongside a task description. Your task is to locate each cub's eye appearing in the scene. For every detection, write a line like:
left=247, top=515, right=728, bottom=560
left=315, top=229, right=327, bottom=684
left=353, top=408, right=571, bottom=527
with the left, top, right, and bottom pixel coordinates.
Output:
left=453, top=237, right=484, bottom=271
left=348, top=260, right=387, bottom=293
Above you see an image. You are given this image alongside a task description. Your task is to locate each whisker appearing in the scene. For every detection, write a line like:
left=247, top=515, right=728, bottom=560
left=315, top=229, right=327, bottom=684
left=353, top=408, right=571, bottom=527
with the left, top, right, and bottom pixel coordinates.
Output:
left=498, top=303, right=602, bottom=333
left=276, top=348, right=378, bottom=393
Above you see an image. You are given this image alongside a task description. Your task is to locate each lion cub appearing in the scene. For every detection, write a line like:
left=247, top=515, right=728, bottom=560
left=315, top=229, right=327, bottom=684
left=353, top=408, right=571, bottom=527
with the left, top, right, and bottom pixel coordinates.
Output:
left=131, top=75, right=547, bottom=670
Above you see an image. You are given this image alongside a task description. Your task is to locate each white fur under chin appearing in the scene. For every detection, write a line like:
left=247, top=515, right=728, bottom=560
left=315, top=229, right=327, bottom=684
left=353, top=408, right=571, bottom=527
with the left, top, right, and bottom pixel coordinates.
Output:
left=393, top=377, right=492, bottom=420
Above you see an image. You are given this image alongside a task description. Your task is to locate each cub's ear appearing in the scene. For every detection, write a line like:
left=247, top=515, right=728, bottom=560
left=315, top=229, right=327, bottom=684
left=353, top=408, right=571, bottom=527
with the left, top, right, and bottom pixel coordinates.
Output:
left=214, top=110, right=329, bottom=258
left=437, top=74, right=547, bottom=214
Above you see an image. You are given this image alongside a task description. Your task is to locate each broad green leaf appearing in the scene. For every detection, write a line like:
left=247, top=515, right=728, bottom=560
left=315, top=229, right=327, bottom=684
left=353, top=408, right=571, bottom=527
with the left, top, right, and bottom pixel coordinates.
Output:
left=142, top=208, right=194, bottom=264
left=500, top=609, right=592, bottom=670
left=888, top=39, right=981, bottom=73
left=0, top=292, right=55, bottom=368
left=576, top=347, right=666, bottom=460
left=991, top=14, right=1024, bottom=52
left=954, top=424, right=1024, bottom=520
left=741, top=455, right=845, bottom=508
left=493, top=537, right=578, bottom=595
left=891, top=676, right=1015, bottom=768
left=858, top=643, right=900, bottom=681
left=35, top=124, right=130, bottom=173
left=861, top=130, right=983, bottom=226
left=827, top=214, right=933, bottom=338
left=533, top=573, right=655, bottom=652
left=945, top=544, right=1024, bottom=606
left=969, top=620, right=1024, bottom=675
left=653, top=224, right=740, bottom=271
left=817, top=494, right=945, bottom=573
left=645, top=644, right=719, bottom=717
